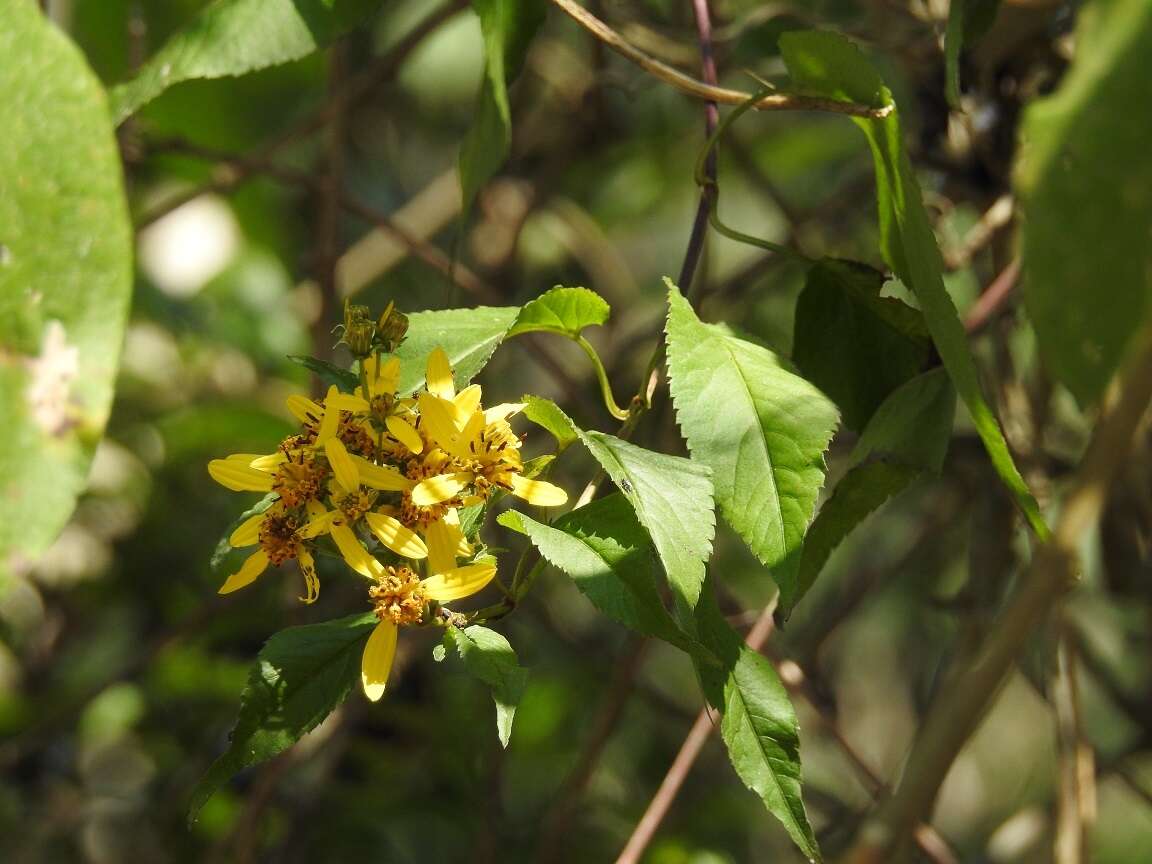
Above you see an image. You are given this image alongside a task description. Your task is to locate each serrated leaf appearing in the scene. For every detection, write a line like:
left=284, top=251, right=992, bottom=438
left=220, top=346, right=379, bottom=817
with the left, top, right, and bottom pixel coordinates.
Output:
left=578, top=429, right=715, bottom=610
left=514, top=496, right=701, bottom=655
left=1016, top=0, right=1152, bottom=405
left=507, top=286, right=611, bottom=339
left=287, top=355, right=360, bottom=393
left=792, top=259, right=930, bottom=431
left=0, top=1, right=132, bottom=571
left=780, top=30, right=1048, bottom=540
left=445, top=624, right=527, bottom=747
left=522, top=395, right=579, bottom=450
left=188, top=612, right=376, bottom=822
left=694, top=582, right=820, bottom=861
left=459, top=0, right=547, bottom=209
left=783, top=368, right=955, bottom=617
left=392, top=306, right=520, bottom=394
left=665, top=283, right=839, bottom=602
left=109, top=0, right=378, bottom=123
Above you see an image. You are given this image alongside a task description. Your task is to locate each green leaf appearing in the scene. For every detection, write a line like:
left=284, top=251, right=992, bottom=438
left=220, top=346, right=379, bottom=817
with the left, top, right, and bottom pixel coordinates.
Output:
left=507, top=286, right=611, bottom=339
left=0, top=1, right=132, bottom=572
left=287, top=355, right=360, bottom=393
left=188, top=612, right=377, bottom=822
left=783, top=368, right=955, bottom=617
left=108, top=0, right=378, bottom=123
left=780, top=30, right=1048, bottom=540
left=445, top=624, right=528, bottom=748
left=578, top=429, right=715, bottom=610
left=792, top=259, right=930, bottom=431
left=945, top=0, right=1002, bottom=107
left=522, top=395, right=579, bottom=450
left=1016, top=0, right=1152, bottom=405
left=459, top=0, right=547, bottom=208
left=392, top=305, right=520, bottom=394
left=693, top=582, right=820, bottom=861
left=665, top=283, right=839, bottom=601
left=513, top=496, right=701, bottom=655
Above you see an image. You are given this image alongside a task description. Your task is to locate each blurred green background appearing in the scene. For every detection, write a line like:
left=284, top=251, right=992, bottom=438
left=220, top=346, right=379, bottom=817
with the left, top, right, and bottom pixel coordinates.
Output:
left=4, top=0, right=1152, bottom=861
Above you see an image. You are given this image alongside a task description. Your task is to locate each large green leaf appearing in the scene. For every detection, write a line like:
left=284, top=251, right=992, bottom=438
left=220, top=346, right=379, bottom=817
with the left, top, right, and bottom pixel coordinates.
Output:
left=188, top=612, right=376, bottom=822
left=579, top=430, right=715, bottom=610
left=459, top=0, right=547, bottom=208
left=666, top=284, right=839, bottom=601
left=792, top=259, right=929, bottom=431
left=392, top=305, right=520, bottom=394
left=507, top=286, right=610, bottom=339
left=508, top=496, right=700, bottom=655
left=109, top=0, right=379, bottom=123
left=0, top=1, right=132, bottom=573
left=1016, top=0, right=1152, bottom=405
left=694, top=582, right=820, bottom=861
left=783, top=368, right=955, bottom=617
left=780, top=30, right=1048, bottom=540
left=445, top=624, right=527, bottom=748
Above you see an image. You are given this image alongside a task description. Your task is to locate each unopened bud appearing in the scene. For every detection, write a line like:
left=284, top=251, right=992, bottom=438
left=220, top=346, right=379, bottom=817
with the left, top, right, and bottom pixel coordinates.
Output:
left=376, top=301, right=409, bottom=352
left=342, top=300, right=375, bottom=358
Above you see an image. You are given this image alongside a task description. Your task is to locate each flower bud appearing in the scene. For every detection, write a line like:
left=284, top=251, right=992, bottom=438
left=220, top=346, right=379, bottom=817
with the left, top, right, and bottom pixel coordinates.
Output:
left=376, top=301, right=409, bottom=352
left=342, top=300, right=375, bottom=358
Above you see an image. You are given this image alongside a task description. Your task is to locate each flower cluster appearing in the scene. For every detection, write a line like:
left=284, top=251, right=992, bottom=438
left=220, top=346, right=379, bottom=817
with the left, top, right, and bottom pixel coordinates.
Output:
left=208, top=345, right=567, bottom=700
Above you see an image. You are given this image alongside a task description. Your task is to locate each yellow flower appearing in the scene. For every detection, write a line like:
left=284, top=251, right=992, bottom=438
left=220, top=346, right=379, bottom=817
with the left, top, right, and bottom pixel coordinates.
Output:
left=360, top=561, right=497, bottom=701
left=410, top=348, right=567, bottom=509
left=219, top=500, right=334, bottom=602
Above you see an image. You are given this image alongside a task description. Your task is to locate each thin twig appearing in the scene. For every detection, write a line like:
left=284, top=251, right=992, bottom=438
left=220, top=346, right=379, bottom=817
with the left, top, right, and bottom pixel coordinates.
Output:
left=615, top=606, right=776, bottom=864
left=963, top=257, right=1021, bottom=336
left=845, top=324, right=1152, bottom=863
left=679, top=0, right=720, bottom=301
left=536, top=638, right=648, bottom=862
left=312, top=42, right=347, bottom=368
left=549, top=0, right=892, bottom=119
left=1054, top=624, right=1093, bottom=864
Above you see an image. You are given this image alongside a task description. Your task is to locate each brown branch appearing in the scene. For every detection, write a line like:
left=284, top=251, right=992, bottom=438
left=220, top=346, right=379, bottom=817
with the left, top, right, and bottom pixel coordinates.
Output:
left=134, top=0, right=468, bottom=229
left=548, top=0, right=892, bottom=119
left=311, top=42, right=347, bottom=369
left=845, top=324, right=1152, bottom=863
left=535, top=638, right=647, bottom=862
left=964, top=257, right=1021, bottom=336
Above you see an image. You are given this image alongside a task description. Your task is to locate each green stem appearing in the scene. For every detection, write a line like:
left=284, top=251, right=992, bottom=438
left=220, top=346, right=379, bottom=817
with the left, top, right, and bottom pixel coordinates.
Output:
left=576, top=334, right=631, bottom=420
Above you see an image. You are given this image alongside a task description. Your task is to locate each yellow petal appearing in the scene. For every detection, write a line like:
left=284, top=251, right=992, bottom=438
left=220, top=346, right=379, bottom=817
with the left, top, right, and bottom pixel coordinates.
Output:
left=324, top=437, right=360, bottom=492
left=298, top=549, right=320, bottom=604
left=286, top=395, right=324, bottom=425
left=329, top=392, right=370, bottom=413
left=315, top=385, right=342, bottom=444
left=248, top=452, right=287, bottom=471
left=443, top=508, right=473, bottom=556
left=208, top=459, right=274, bottom=492
left=425, top=347, right=455, bottom=399
left=417, top=392, right=464, bottom=453
left=365, top=512, right=428, bottom=559
left=422, top=563, right=497, bottom=602
left=299, top=509, right=339, bottom=539
left=424, top=516, right=461, bottom=576
left=352, top=456, right=414, bottom=492
left=411, top=472, right=472, bottom=507
left=361, top=620, right=398, bottom=702
left=452, top=384, right=483, bottom=420
left=385, top=415, right=424, bottom=455
left=330, top=522, right=383, bottom=578
left=485, top=402, right=525, bottom=424
left=228, top=513, right=264, bottom=548
left=509, top=474, right=568, bottom=506
left=218, top=549, right=269, bottom=594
